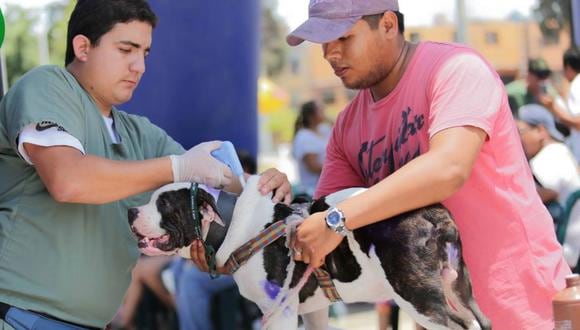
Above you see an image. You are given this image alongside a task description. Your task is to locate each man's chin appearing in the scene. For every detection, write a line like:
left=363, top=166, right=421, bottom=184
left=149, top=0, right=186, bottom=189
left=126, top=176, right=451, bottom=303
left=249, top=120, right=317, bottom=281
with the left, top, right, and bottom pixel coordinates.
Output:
left=114, top=91, right=135, bottom=105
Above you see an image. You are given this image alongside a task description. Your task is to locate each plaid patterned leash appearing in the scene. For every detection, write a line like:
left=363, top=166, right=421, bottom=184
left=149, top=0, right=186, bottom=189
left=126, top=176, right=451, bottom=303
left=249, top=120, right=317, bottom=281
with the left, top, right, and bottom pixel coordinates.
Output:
left=313, top=268, right=342, bottom=302
left=222, top=218, right=342, bottom=302
left=223, top=220, right=287, bottom=274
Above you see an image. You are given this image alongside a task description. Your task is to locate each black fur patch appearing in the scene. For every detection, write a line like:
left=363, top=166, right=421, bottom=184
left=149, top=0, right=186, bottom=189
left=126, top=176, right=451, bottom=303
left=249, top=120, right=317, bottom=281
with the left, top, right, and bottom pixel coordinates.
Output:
left=310, top=198, right=362, bottom=282
left=155, top=187, right=219, bottom=251
left=263, top=203, right=319, bottom=303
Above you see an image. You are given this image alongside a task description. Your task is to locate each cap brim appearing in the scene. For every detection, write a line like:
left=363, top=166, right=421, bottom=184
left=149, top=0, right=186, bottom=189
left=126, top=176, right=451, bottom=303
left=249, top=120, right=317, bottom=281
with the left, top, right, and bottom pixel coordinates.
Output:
left=286, top=16, right=360, bottom=46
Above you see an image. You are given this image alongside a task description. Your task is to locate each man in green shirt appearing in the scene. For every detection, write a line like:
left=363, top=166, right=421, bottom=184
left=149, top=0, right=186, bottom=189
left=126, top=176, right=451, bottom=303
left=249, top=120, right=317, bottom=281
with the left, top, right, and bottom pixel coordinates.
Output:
left=0, top=1, right=290, bottom=328
left=506, top=58, right=553, bottom=118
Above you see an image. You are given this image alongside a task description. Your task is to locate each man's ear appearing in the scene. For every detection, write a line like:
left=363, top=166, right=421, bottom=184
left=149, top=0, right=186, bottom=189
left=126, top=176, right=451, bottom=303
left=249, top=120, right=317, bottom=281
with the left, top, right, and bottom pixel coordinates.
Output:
left=381, top=11, right=399, bottom=38
left=72, top=35, right=91, bottom=62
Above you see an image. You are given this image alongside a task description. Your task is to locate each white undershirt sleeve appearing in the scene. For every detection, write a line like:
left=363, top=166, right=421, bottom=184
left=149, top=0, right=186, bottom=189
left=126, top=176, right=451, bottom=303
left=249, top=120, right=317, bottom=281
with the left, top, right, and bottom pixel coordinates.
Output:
left=17, top=122, right=85, bottom=165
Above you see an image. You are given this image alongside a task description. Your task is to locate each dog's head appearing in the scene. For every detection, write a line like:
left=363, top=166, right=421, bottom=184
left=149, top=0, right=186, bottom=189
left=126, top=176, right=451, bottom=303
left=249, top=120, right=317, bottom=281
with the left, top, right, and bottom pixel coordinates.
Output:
left=128, top=182, right=224, bottom=256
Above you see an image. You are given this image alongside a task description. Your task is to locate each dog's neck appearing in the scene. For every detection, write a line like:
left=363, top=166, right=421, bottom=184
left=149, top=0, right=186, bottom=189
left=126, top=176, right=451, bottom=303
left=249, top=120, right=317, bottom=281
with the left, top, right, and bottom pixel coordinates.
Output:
left=214, top=176, right=277, bottom=264
left=177, top=188, right=237, bottom=259
left=204, top=190, right=237, bottom=250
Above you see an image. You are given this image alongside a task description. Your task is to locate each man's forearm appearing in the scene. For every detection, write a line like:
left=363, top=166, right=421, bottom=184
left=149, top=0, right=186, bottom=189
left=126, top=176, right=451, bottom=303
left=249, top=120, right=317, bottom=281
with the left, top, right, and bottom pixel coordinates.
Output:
left=339, top=151, right=466, bottom=230
left=59, top=155, right=173, bottom=204
left=547, top=102, right=580, bottom=130
left=338, top=126, right=485, bottom=231
left=26, top=144, right=174, bottom=204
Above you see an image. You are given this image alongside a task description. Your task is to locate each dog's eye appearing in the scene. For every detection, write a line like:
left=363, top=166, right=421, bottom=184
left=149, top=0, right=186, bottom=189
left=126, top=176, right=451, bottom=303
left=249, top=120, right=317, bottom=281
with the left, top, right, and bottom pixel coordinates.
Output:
left=158, top=199, right=172, bottom=211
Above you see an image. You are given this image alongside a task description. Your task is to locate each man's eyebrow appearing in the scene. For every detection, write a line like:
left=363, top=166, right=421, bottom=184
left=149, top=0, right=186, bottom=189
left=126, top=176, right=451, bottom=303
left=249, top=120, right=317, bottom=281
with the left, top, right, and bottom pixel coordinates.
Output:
left=117, top=40, right=151, bottom=52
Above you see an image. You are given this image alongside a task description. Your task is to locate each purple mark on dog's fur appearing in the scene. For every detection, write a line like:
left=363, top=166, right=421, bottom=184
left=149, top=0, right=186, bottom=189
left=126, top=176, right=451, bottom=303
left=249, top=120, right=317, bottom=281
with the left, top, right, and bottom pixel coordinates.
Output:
left=283, top=306, right=294, bottom=318
left=262, top=280, right=281, bottom=300
left=369, top=243, right=376, bottom=256
left=446, top=242, right=459, bottom=269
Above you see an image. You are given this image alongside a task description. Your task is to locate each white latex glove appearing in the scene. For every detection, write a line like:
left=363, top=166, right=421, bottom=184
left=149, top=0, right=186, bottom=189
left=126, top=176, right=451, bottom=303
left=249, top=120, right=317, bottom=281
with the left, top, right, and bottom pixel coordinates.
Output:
left=170, top=141, right=233, bottom=188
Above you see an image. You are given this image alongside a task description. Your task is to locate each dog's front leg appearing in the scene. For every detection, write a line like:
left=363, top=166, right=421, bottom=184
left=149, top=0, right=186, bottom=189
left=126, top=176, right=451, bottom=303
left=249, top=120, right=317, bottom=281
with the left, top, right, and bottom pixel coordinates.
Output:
left=260, top=296, right=300, bottom=330
left=301, top=307, right=329, bottom=330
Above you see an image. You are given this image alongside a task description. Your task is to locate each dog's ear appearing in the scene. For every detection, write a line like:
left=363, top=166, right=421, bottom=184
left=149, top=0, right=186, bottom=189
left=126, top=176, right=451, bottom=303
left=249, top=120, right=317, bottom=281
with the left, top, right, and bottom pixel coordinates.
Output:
left=273, top=203, right=294, bottom=221
left=310, top=196, right=330, bottom=213
left=196, top=188, right=221, bottom=219
left=291, top=193, right=312, bottom=204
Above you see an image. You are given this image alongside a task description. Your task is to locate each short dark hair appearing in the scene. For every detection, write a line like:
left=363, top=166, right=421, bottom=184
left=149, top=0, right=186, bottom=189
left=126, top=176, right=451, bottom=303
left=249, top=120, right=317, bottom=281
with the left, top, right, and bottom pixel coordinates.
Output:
left=563, top=47, right=580, bottom=73
left=527, top=58, right=551, bottom=79
left=294, top=101, right=318, bottom=137
left=65, top=0, right=157, bottom=66
left=362, top=11, right=405, bottom=34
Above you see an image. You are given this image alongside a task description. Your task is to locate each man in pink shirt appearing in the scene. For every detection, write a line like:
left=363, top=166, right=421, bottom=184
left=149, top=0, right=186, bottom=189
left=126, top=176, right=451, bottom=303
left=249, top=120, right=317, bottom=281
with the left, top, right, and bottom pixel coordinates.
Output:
left=288, top=0, right=571, bottom=328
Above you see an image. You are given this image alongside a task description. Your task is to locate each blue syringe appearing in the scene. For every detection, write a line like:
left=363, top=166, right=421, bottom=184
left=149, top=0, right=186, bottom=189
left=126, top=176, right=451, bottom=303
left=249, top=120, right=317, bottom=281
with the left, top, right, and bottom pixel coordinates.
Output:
left=211, top=141, right=246, bottom=188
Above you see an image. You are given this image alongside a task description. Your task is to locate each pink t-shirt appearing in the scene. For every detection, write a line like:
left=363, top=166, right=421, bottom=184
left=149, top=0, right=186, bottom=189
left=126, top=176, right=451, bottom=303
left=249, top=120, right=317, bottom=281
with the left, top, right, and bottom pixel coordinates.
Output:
left=316, top=42, right=570, bottom=329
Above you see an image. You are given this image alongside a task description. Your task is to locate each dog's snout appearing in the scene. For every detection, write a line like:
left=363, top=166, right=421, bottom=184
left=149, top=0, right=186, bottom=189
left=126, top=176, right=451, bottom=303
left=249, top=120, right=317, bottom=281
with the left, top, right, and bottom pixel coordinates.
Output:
left=128, top=208, right=139, bottom=225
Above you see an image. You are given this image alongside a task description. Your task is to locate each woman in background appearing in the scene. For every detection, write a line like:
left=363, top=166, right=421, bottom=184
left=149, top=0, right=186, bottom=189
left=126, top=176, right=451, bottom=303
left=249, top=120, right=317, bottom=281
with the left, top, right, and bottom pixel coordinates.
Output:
left=292, top=101, right=331, bottom=197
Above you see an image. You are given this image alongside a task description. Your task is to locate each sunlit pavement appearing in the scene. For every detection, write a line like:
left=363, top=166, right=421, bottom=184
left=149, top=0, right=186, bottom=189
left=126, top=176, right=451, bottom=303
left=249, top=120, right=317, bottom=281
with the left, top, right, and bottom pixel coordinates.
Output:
left=315, top=303, right=416, bottom=330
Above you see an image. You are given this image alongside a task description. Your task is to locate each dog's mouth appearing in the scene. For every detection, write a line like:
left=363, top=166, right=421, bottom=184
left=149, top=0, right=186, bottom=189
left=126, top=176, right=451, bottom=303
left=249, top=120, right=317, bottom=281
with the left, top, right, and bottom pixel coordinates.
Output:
left=130, top=225, right=177, bottom=255
left=136, top=233, right=170, bottom=249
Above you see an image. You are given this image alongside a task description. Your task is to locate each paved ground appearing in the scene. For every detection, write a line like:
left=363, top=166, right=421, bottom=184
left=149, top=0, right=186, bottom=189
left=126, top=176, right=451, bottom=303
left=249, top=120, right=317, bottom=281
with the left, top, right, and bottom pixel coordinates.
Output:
left=326, top=303, right=416, bottom=330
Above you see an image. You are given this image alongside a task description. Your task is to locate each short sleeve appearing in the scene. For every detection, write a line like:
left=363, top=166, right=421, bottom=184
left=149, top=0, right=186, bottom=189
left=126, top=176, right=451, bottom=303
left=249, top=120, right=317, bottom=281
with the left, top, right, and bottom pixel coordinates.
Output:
left=17, top=123, right=85, bottom=164
left=2, top=66, right=85, bottom=151
left=293, top=130, right=320, bottom=160
left=314, top=115, right=365, bottom=198
left=567, top=79, right=580, bottom=116
left=428, top=53, right=504, bottom=139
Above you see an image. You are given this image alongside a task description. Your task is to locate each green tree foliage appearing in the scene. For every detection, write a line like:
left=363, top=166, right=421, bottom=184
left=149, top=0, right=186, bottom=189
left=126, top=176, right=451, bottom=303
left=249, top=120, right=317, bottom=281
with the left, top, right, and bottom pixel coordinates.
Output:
left=3, top=5, right=39, bottom=86
left=261, top=1, right=287, bottom=78
left=534, top=0, right=571, bottom=42
left=3, top=1, right=71, bottom=87
left=47, top=0, right=74, bottom=66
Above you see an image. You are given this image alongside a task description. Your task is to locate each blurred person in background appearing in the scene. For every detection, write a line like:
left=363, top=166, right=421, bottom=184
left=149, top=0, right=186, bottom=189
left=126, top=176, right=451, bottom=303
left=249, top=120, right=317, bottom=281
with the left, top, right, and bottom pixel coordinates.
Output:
left=540, top=47, right=580, bottom=163
left=517, top=104, right=580, bottom=269
left=111, top=256, right=176, bottom=330
left=506, top=58, right=555, bottom=118
left=292, top=101, right=332, bottom=197
left=287, top=0, right=570, bottom=328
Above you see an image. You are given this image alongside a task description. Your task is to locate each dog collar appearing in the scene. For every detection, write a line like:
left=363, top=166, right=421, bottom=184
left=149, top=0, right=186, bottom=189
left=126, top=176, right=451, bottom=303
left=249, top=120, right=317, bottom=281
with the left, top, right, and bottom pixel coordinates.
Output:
left=190, top=182, right=219, bottom=278
left=205, top=191, right=236, bottom=250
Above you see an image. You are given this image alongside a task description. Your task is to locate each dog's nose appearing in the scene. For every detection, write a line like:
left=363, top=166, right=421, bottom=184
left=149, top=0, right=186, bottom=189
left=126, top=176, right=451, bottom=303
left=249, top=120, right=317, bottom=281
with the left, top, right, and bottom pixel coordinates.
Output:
left=128, top=208, right=139, bottom=225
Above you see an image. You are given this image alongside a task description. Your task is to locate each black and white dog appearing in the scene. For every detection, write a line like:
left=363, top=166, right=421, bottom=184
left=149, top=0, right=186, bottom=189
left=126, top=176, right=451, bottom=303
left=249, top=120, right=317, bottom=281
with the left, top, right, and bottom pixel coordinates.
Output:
left=128, top=176, right=490, bottom=330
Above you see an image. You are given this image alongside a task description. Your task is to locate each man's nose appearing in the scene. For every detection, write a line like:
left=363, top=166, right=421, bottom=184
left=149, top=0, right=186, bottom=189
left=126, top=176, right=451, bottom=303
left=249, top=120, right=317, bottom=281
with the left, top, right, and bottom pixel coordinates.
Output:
left=323, top=40, right=341, bottom=61
left=128, top=208, right=139, bottom=225
left=130, top=55, right=146, bottom=75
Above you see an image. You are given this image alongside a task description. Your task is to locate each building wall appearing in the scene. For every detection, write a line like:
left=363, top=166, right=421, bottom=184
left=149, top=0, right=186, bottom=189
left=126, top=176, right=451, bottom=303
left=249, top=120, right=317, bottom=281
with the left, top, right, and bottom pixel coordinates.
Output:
left=277, top=19, right=572, bottom=113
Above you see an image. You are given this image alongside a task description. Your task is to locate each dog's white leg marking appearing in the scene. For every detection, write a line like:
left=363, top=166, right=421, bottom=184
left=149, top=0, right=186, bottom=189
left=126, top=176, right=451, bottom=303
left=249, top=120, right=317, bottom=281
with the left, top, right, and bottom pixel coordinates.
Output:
left=262, top=295, right=300, bottom=330
left=301, top=307, right=329, bottom=330
left=468, top=320, right=483, bottom=330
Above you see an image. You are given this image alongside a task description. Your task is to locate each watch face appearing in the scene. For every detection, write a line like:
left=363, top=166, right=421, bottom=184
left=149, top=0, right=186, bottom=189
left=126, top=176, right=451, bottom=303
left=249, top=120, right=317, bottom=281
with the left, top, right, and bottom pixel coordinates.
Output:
left=327, top=211, right=341, bottom=226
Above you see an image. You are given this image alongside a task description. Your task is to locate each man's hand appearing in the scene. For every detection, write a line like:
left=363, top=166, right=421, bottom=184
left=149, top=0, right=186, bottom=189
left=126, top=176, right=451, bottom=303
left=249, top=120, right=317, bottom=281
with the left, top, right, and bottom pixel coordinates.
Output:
left=170, top=141, right=233, bottom=188
left=538, top=94, right=555, bottom=112
left=257, top=168, right=292, bottom=204
left=189, top=240, right=228, bottom=274
left=293, top=211, right=344, bottom=268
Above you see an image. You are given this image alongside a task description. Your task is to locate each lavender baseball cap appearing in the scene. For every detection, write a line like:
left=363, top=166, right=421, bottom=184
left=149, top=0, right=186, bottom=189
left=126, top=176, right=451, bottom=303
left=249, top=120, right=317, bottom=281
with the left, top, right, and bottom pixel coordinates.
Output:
left=286, top=0, right=399, bottom=46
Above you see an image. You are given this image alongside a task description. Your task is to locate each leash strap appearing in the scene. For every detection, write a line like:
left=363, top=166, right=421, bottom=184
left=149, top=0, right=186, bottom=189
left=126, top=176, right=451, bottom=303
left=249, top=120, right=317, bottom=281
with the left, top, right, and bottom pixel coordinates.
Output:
left=190, top=183, right=219, bottom=278
left=224, top=220, right=287, bottom=274
left=221, top=219, right=343, bottom=302
left=313, top=268, right=342, bottom=302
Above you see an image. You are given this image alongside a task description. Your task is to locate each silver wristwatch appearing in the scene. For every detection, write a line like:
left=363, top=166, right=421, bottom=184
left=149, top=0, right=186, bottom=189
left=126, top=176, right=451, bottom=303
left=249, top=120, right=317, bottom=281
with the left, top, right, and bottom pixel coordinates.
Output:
left=325, top=207, right=350, bottom=236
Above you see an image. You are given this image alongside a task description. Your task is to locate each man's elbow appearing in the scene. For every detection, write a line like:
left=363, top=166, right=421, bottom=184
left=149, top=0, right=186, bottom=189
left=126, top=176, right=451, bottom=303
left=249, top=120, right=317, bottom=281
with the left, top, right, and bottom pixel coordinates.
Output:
left=46, top=180, right=82, bottom=203
left=439, top=163, right=470, bottom=198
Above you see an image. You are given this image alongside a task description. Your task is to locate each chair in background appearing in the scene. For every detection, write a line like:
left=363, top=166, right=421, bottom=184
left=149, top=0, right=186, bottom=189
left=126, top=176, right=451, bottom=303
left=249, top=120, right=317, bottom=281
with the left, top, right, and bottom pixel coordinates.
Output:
left=556, top=190, right=580, bottom=273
